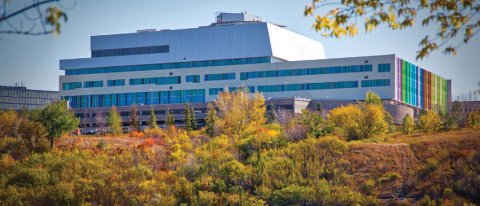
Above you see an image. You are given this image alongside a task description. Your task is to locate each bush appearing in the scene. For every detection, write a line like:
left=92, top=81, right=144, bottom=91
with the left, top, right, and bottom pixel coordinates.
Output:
left=144, top=127, right=165, bottom=138
left=401, top=114, right=415, bottom=134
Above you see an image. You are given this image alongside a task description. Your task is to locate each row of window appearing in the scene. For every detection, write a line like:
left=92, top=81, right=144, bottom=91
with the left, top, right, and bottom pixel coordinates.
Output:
left=204, top=73, right=236, bottom=81
left=361, top=79, right=391, bottom=87
left=64, top=89, right=206, bottom=108
left=62, top=82, right=82, bottom=90
left=186, top=75, right=200, bottom=83
left=0, top=97, right=54, bottom=105
left=240, top=64, right=373, bottom=80
left=209, top=86, right=255, bottom=95
left=65, top=57, right=272, bottom=75
left=91, top=45, right=170, bottom=58
left=83, top=81, right=103, bottom=88
left=257, top=81, right=359, bottom=93
left=107, top=79, right=125, bottom=87
left=378, top=64, right=391, bottom=72
left=0, top=90, right=59, bottom=99
left=129, top=76, right=181, bottom=86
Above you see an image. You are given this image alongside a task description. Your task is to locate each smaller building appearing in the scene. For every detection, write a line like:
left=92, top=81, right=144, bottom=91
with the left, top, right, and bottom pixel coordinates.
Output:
left=0, top=85, right=60, bottom=111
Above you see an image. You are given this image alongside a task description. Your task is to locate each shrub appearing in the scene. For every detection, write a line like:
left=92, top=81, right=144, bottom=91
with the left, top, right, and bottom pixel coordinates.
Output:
left=144, top=127, right=165, bottom=138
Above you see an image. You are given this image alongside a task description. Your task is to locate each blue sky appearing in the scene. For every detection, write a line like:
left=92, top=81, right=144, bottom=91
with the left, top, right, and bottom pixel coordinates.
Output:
left=0, top=0, right=478, bottom=98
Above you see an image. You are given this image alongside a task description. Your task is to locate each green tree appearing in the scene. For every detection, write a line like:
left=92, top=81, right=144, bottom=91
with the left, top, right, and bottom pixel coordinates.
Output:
left=365, top=91, right=382, bottom=105
left=166, top=108, right=175, bottom=127
left=298, top=109, right=333, bottom=138
left=401, top=114, right=415, bottom=134
left=205, top=103, right=217, bottom=137
left=108, top=106, right=122, bottom=135
left=185, top=103, right=193, bottom=131
left=129, top=105, right=140, bottom=132
left=37, top=101, right=79, bottom=149
left=305, top=0, right=480, bottom=59
left=148, top=107, right=158, bottom=129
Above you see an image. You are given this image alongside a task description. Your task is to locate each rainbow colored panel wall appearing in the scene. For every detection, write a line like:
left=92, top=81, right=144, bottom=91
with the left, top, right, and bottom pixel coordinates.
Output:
left=396, top=58, right=448, bottom=113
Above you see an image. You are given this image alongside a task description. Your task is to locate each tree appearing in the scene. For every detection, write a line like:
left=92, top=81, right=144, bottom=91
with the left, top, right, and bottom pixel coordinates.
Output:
left=185, top=103, right=193, bottom=131
left=166, top=108, right=175, bottom=127
left=205, top=103, right=217, bottom=137
left=0, top=110, right=19, bottom=137
left=417, top=111, right=442, bottom=134
left=148, top=107, right=158, bottom=129
left=107, top=106, right=122, bottom=135
left=401, top=114, right=415, bottom=134
left=190, top=106, right=197, bottom=130
left=305, top=0, right=480, bottom=59
left=365, top=91, right=382, bottom=105
left=298, top=109, right=333, bottom=138
left=0, top=0, right=68, bottom=36
left=129, top=105, right=140, bottom=132
left=37, top=101, right=79, bottom=149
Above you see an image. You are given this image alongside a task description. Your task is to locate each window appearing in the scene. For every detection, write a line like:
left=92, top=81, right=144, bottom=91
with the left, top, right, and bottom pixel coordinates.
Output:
left=107, top=79, right=125, bottom=86
left=240, top=64, right=372, bottom=80
left=83, top=81, right=103, bottom=88
left=378, top=64, right=391, bottom=72
left=361, top=79, right=390, bottom=87
left=204, top=73, right=236, bottom=81
left=62, top=82, right=82, bottom=90
left=91, top=45, right=169, bottom=57
left=129, top=76, right=181, bottom=85
left=186, top=75, right=200, bottom=83
left=65, top=57, right=272, bottom=75
left=257, top=80, right=358, bottom=93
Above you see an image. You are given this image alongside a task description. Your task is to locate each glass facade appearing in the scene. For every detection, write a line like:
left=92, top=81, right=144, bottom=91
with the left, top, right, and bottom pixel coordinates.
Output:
left=186, top=75, right=200, bottom=83
left=397, top=58, right=448, bottom=112
left=62, top=82, right=82, bottom=90
left=129, top=76, right=181, bottom=85
left=83, top=81, right=104, bottom=88
left=204, top=73, right=236, bottom=81
left=240, top=64, right=372, bottom=80
left=209, top=86, right=255, bottom=95
left=91, top=45, right=169, bottom=58
left=65, top=57, right=272, bottom=75
left=257, top=81, right=358, bottom=93
left=64, top=89, right=205, bottom=108
left=107, top=79, right=126, bottom=86
left=361, top=79, right=390, bottom=87
left=378, top=63, right=391, bottom=72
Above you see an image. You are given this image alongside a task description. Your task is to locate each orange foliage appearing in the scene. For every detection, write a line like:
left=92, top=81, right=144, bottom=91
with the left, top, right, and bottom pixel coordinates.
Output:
left=129, top=131, right=145, bottom=138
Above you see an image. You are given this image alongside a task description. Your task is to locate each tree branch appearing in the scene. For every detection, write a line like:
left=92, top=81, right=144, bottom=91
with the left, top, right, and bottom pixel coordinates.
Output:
left=0, top=0, right=60, bottom=22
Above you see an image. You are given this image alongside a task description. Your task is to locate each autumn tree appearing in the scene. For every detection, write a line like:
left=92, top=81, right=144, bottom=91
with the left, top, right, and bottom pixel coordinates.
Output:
left=205, top=103, right=217, bottom=137
left=0, top=0, right=68, bottom=36
left=129, top=105, right=140, bottom=132
left=401, top=114, right=415, bottom=134
left=107, top=106, right=122, bottom=135
left=148, top=107, right=158, bottom=129
left=417, top=111, right=442, bottom=133
left=0, top=110, right=19, bottom=137
left=95, top=111, right=107, bottom=135
left=305, top=0, right=480, bottom=59
left=37, top=101, right=79, bottom=149
left=298, top=109, right=333, bottom=138
left=215, top=91, right=266, bottom=138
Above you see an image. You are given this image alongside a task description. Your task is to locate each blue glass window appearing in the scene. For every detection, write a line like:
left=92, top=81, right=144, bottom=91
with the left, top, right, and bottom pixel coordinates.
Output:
left=257, top=80, right=358, bottom=93
left=92, top=45, right=169, bottom=57
left=361, top=79, right=391, bottom=87
left=186, top=75, right=200, bottom=83
left=107, top=79, right=125, bottom=86
left=378, top=64, right=391, bottom=72
left=62, top=82, right=82, bottom=90
left=83, top=81, right=103, bottom=88
left=204, top=73, right=236, bottom=81
left=129, top=76, right=181, bottom=85
left=240, top=64, right=372, bottom=80
left=65, top=57, right=271, bottom=75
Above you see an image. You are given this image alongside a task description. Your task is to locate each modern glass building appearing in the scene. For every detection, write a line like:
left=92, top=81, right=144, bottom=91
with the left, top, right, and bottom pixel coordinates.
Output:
left=0, top=85, right=60, bottom=111
left=59, top=12, right=450, bottom=130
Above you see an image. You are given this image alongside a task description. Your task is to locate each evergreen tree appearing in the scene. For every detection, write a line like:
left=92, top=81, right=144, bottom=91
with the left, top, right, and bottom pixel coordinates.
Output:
left=185, top=103, right=192, bottom=131
left=206, top=103, right=216, bottom=137
left=108, top=106, right=122, bottom=135
left=190, top=105, right=197, bottom=130
left=166, top=108, right=175, bottom=127
left=129, top=105, right=140, bottom=132
left=148, top=106, right=158, bottom=129
left=266, top=103, right=276, bottom=122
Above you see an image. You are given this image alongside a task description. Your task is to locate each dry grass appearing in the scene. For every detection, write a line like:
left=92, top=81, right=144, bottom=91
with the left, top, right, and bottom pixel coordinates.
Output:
left=386, top=127, right=480, bottom=144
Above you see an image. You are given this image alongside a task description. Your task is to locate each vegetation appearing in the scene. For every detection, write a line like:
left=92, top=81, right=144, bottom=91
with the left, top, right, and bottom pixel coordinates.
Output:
left=417, top=111, right=442, bottom=134
left=129, top=105, right=140, bottom=132
left=108, top=106, right=122, bottom=135
left=0, top=91, right=479, bottom=205
left=166, top=108, right=175, bottom=127
left=401, top=114, right=415, bottom=134
left=148, top=107, right=158, bottom=129
left=37, top=101, right=79, bottom=149
left=304, top=0, right=480, bottom=59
